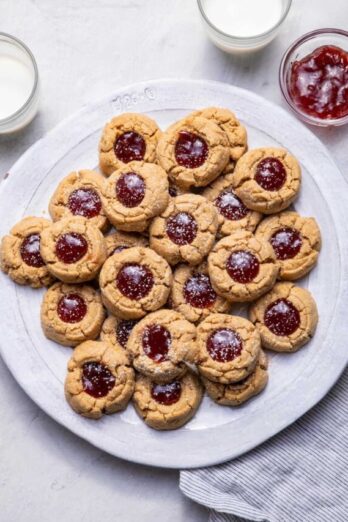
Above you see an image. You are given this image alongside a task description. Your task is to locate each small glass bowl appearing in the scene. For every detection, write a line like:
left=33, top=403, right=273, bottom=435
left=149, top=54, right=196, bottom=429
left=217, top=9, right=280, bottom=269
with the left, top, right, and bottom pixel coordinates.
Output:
left=0, top=33, right=39, bottom=134
left=197, top=0, right=292, bottom=53
left=279, top=28, right=348, bottom=127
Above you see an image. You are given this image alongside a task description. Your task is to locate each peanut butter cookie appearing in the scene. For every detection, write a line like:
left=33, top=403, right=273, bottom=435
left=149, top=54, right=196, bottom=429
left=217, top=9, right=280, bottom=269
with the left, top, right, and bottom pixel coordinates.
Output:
left=40, top=216, right=107, bottom=283
left=99, top=246, right=172, bottom=319
left=105, top=230, right=148, bottom=257
left=65, top=340, right=135, bottom=419
left=232, top=148, right=301, bottom=214
left=99, top=112, right=161, bottom=176
left=203, top=350, right=268, bottom=406
left=41, top=282, right=105, bottom=347
left=0, top=216, right=55, bottom=288
left=203, top=173, right=262, bottom=236
left=190, top=107, right=247, bottom=173
left=127, top=309, right=197, bottom=383
left=101, top=161, right=169, bottom=232
left=249, top=282, right=318, bottom=352
left=208, top=230, right=278, bottom=303
left=133, top=371, right=203, bottom=430
left=157, top=116, right=229, bottom=189
left=49, top=170, right=109, bottom=232
left=197, top=314, right=261, bottom=384
left=150, top=194, right=218, bottom=265
left=255, top=211, right=321, bottom=280
left=171, top=262, right=230, bottom=323
left=100, top=315, right=137, bottom=358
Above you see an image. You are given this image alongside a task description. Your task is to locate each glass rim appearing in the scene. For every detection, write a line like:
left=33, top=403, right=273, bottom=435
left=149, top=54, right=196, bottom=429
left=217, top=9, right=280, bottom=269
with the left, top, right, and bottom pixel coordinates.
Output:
left=0, top=32, right=39, bottom=125
left=279, top=28, right=348, bottom=126
left=197, top=0, right=292, bottom=42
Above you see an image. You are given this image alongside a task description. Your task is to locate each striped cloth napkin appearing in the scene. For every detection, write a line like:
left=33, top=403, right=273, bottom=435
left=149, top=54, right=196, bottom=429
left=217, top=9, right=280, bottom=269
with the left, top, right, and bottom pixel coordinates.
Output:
left=180, top=369, right=347, bottom=522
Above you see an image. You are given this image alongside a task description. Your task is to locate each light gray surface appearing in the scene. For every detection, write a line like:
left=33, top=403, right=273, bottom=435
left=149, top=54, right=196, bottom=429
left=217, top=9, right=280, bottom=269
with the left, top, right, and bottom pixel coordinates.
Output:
left=0, top=1, right=347, bottom=520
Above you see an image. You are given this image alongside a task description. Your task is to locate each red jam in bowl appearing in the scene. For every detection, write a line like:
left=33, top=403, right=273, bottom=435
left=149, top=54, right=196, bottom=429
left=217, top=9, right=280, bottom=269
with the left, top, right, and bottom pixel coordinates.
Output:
left=289, top=45, right=348, bottom=120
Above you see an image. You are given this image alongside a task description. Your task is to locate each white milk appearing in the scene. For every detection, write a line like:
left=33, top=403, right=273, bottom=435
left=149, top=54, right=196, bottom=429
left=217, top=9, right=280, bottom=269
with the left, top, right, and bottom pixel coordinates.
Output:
left=202, top=0, right=283, bottom=38
left=0, top=54, right=34, bottom=119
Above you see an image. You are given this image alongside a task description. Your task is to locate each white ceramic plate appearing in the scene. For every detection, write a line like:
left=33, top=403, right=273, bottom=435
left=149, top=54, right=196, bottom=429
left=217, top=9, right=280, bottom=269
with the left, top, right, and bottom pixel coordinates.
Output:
left=1, top=79, right=347, bottom=469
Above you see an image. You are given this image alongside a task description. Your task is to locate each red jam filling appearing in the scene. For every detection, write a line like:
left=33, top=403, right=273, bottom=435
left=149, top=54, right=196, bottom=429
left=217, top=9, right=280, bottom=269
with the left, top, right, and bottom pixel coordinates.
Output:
left=67, top=188, right=102, bottom=218
left=215, top=189, right=249, bottom=221
left=57, top=293, right=87, bottom=323
left=174, top=131, right=208, bottom=168
left=116, top=172, right=145, bottom=208
left=270, top=227, right=302, bottom=260
left=142, top=324, right=171, bottom=362
left=82, top=362, right=115, bottom=398
left=183, top=273, right=217, bottom=309
left=116, top=263, right=154, bottom=300
left=207, top=328, right=243, bottom=363
left=226, top=250, right=260, bottom=284
left=151, top=381, right=181, bottom=405
left=289, top=45, right=348, bottom=120
left=116, top=319, right=137, bottom=348
left=114, top=131, right=146, bottom=163
left=255, top=158, right=286, bottom=191
left=55, top=232, right=88, bottom=264
left=166, top=212, right=198, bottom=245
left=264, top=298, right=300, bottom=336
left=20, top=233, right=45, bottom=268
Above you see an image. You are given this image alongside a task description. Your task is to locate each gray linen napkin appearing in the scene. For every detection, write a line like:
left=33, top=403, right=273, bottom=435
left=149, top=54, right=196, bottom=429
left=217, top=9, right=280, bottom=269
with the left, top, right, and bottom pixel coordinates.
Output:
left=180, top=369, right=347, bottom=522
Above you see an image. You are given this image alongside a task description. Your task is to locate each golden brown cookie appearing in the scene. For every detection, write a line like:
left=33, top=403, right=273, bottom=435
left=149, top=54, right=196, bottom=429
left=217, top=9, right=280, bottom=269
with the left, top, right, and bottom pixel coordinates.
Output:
left=255, top=211, right=321, bottom=280
left=99, top=112, right=161, bottom=176
left=249, top=282, right=318, bottom=352
left=190, top=107, right=247, bottom=173
left=133, top=370, right=203, bottom=430
left=127, top=309, right=197, bottom=383
left=149, top=194, right=218, bottom=266
left=105, top=230, right=148, bottom=257
left=40, top=216, right=107, bottom=283
left=197, top=314, right=261, bottom=384
left=48, top=170, right=109, bottom=232
left=101, top=161, right=169, bottom=232
left=208, top=230, right=278, bottom=303
left=171, top=262, right=230, bottom=323
left=203, top=173, right=262, bottom=236
left=100, top=315, right=137, bottom=358
left=99, top=246, right=172, bottom=319
left=65, top=340, right=135, bottom=419
left=41, top=282, right=105, bottom=347
left=232, top=148, right=301, bottom=214
left=0, top=217, right=55, bottom=288
left=157, top=116, right=230, bottom=189
left=202, top=350, right=268, bottom=406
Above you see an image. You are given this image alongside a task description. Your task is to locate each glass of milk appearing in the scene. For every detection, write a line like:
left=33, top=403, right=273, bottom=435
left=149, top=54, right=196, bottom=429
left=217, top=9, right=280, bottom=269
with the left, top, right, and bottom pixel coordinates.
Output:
left=0, top=33, right=39, bottom=134
left=197, top=0, right=292, bottom=53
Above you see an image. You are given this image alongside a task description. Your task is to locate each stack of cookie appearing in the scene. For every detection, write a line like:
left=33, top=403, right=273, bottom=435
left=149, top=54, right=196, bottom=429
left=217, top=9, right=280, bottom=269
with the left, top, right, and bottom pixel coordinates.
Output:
left=0, top=107, right=320, bottom=430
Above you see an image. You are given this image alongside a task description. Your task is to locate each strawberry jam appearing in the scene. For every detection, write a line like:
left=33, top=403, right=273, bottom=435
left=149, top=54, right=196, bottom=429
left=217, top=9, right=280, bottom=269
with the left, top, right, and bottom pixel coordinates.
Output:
left=255, top=158, right=287, bottom=191
left=116, top=263, right=154, bottom=300
left=82, top=362, right=115, bottom=398
left=289, top=45, right=348, bottom=120
left=114, top=131, right=146, bottom=163
left=116, top=319, right=137, bottom=348
left=55, top=233, right=88, bottom=264
left=175, top=131, right=208, bottom=168
left=226, top=250, right=260, bottom=284
left=215, top=189, right=249, bottom=221
left=57, top=293, right=87, bottom=323
left=270, top=227, right=302, bottom=260
left=207, top=328, right=243, bottom=363
left=184, top=273, right=217, bottom=309
left=264, top=298, right=300, bottom=336
left=166, top=212, right=198, bottom=245
left=151, top=381, right=181, bottom=405
left=116, top=172, right=145, bottom=208
left=68, top=188, right=102, bottom=218
left=142, top=324, right=171, bottom=363
left=20, top=233, right=45, bottom=268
